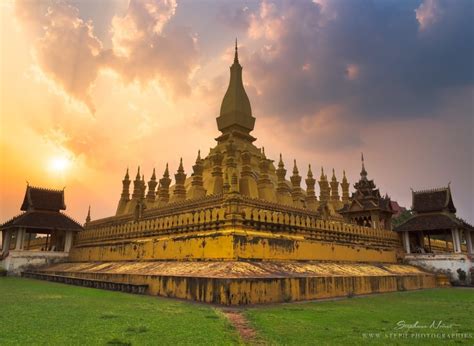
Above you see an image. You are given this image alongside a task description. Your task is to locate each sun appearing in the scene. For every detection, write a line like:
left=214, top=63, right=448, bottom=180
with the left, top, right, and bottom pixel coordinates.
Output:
left=49, top=156, right=71, bottom=173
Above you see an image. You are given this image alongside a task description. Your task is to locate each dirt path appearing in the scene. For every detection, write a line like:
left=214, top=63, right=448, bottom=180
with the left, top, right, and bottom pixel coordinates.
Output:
left=220, top=308, right=263, bottom=345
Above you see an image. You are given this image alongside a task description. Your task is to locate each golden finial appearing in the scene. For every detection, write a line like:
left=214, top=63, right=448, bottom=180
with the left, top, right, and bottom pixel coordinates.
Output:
left=360, top=152, right=367, bottom=178
left=234, top=38, right=239, bottom=63
left=135, top=166, right=141, bottom=180
left=277, top=153, right=286, bottom=170
left=293, top=159, right=299, bottom=175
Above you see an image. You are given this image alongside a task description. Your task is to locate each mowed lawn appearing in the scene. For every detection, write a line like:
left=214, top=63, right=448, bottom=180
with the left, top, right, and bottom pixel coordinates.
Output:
left=0, top=277, right=239, bottom=345
left=0, top=278, right=473, bottom=345
left=245, top=288, right=474, bottom=345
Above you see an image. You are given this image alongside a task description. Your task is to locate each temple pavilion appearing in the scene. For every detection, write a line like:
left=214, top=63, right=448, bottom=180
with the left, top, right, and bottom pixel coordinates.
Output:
left=11, top=42, right=441, bottom=304
left=394, top=186, right=473, bottom=284
left=1, top=185, right=83, bottom=273
left=395, top=186, right=473, bottom=255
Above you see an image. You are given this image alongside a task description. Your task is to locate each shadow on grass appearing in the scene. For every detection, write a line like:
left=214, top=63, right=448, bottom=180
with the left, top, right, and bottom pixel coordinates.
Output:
left=125, top=326, right=149, bottom=334
left=106, top=338, right=131, bottom=346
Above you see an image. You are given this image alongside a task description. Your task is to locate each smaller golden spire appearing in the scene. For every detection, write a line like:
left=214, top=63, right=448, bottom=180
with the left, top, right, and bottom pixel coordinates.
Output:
left=135, top=166, right=141, bottom=180
left=86, top=205, right=91, bottom=223
left=293, top=159, right=299, bottom=175
left=307, top=164, right=313, bottom=178
left=278, top=153, right=284, bottom=169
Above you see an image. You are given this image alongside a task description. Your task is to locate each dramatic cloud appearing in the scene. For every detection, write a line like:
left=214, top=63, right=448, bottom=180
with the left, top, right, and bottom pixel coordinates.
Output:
left=109, top=0, right=198, bottom=96
left=15, top=0, right=198, bottom=113
left=15, top=1, right=104, bottom=113
left=1, top=1, right=472, bottom=223
left=236, top=0, right=473, bottom=124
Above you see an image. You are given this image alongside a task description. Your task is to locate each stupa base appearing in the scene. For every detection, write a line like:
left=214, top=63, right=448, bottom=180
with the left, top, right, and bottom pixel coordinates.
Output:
left=28, top=261, right=438, bottom=305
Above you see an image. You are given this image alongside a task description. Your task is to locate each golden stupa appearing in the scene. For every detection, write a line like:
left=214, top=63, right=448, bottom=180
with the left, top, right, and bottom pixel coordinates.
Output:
left=34, top=42, right=436, bottom=305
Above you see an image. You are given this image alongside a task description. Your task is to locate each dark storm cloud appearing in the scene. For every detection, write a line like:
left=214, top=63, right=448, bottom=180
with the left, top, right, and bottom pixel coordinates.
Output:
left=239, top=0, right=474, bottom=122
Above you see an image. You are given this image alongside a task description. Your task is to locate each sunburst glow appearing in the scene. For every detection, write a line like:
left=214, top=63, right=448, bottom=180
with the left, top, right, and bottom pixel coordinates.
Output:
left=49, top=156, right=71, bottom=173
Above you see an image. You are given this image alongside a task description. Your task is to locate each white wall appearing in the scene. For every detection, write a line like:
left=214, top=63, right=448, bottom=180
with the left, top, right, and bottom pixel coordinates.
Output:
left=0, top=251, right=69, bottom=276
left=405, top=254, right=472, bottom=283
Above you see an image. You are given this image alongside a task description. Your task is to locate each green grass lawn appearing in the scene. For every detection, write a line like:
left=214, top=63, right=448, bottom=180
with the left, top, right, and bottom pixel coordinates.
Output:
left=0, top=278, right=473, bottom=345
left=245, top=288, right=474, bottom=345
left=0, top=277, right=239, bottom=345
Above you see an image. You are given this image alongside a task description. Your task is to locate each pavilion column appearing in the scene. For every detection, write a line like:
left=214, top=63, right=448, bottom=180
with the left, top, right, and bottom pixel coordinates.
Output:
left=64, top=231, right=73, bottom=252
left=456, top=229, right=462, bottom=253
left=464, top=230, right=472, bottom=255
left=402, top=231, right=411, bottom=254
left=451, top=229, right=461, bottom=253
left=2, top=230, right=12, bottom=254
left=15, top=228, right=26, bottom=250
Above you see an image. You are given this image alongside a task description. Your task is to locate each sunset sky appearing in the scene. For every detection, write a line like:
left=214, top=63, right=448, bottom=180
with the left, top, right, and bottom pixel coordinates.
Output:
left=0, top=0, right=472, bottom=224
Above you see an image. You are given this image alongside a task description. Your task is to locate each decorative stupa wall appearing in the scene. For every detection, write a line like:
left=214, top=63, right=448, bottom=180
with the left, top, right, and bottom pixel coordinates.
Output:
left=72, top=192, right=401, bottom=263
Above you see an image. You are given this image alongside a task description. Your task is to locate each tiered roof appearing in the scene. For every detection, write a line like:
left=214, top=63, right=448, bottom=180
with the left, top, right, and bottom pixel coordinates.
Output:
left=339, top=154, right=393, bottom=215
left=411, top=186, right=456, bottom=213
left=394, top=185, right=472, bottom=233
left=1, top=185, right=83, bottom=232
left=21, top=186, right=66, bottom=211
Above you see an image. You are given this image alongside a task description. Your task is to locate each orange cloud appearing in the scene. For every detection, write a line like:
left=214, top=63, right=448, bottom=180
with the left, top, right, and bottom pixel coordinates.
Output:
left=14, top=0, right=198, bottom=114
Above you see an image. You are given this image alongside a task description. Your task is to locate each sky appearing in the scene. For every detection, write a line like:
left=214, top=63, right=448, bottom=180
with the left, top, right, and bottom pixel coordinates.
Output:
left=0, top=0, right=472, bottom=224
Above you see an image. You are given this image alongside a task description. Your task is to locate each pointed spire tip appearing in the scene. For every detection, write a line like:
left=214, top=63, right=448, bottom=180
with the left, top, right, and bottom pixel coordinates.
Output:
left=234, top=37, right=239, bottom=63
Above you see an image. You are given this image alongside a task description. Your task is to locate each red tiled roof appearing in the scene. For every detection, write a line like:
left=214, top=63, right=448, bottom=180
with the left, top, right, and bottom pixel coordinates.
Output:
left=390, top=201, right=406, bottom=213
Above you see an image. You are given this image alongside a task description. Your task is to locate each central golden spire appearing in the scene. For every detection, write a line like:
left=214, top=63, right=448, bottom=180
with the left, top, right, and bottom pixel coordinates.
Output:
left=216, top=39, right=256, bottom=143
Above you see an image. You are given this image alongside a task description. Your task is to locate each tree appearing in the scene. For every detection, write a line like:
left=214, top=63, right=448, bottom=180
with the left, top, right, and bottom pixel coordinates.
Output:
left=392, top=209, right=414, bottom=228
